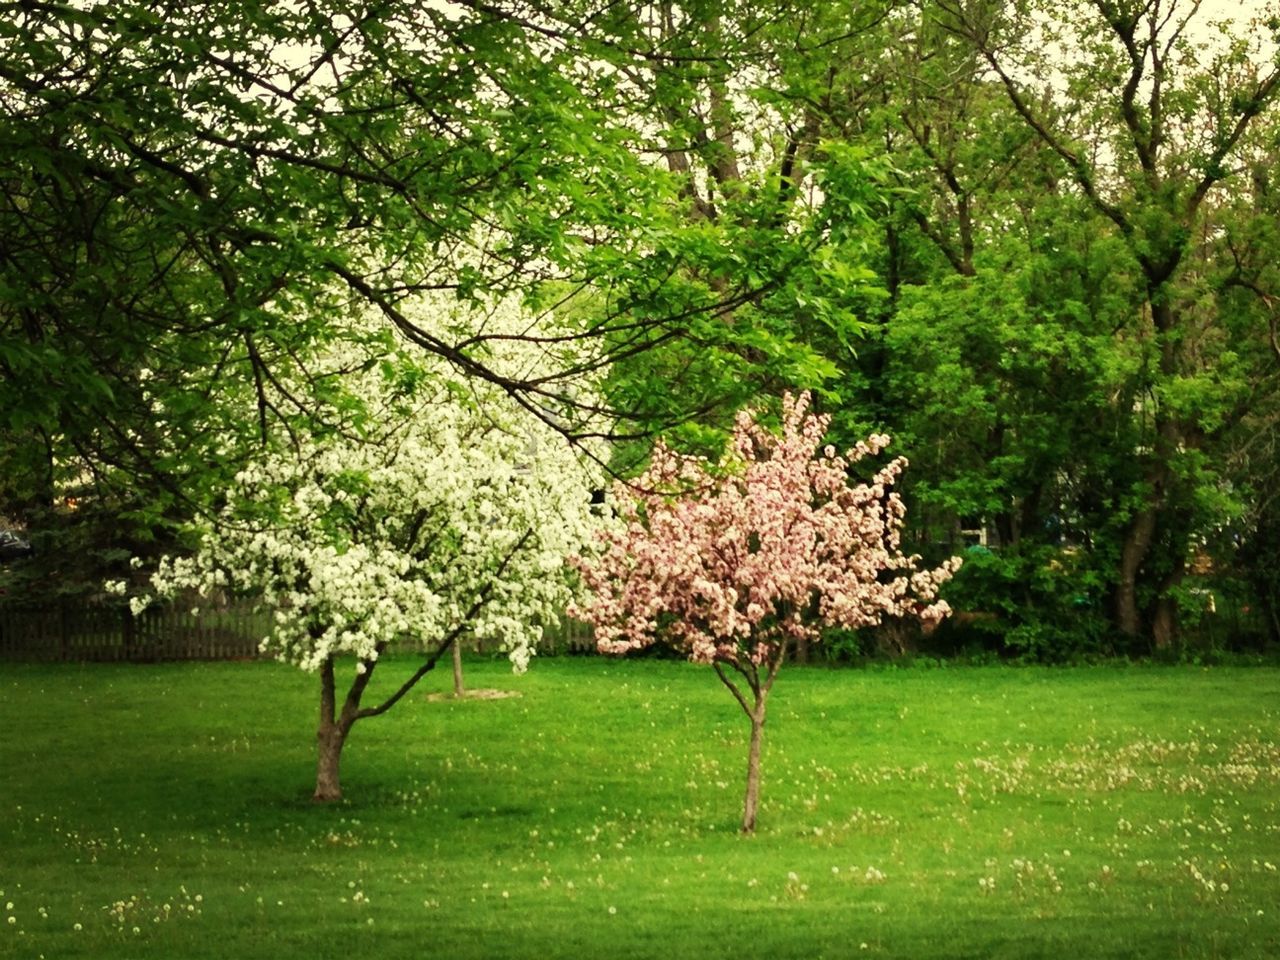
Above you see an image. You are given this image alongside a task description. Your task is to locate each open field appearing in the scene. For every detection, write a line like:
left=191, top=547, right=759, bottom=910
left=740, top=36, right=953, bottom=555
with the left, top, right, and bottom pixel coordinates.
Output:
left=1, top=658, right=1278, bottom=959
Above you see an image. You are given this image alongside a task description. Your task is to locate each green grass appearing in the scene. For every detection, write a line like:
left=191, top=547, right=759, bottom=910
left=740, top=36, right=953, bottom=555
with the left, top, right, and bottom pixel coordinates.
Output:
left=2, top=657, right=1278, bottom=959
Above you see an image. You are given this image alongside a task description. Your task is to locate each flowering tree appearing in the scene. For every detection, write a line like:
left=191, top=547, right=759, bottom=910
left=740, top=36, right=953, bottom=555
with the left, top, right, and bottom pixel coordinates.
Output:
left=138, top=319, right=599, bottom=802
left=572, top=392, right=960, bottom=832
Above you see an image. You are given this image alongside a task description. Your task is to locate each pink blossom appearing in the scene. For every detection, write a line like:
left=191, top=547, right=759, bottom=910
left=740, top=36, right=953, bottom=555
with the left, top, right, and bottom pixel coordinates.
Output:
left=573, top=391, right=959, bottom=664
left=571, top=392, right=960, bottom=832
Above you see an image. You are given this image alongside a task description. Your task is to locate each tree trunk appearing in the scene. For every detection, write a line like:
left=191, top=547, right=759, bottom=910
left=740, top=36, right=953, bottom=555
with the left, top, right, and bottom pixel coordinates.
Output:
left=1151, top=558, right=1187, bottom=653
left=1116, top=410, right=1186, bottom=645
left=1115, top=296, right=1182, bottom=644
left=741, top=701, right=766, bottom=834
left=314, top=722, right=347, bottom=802
left=1115, top=504, right=1157, bottom=638
left=714, top=648, right=785, bottom=835
left=313, top=655, right=348, bottom=802
left=452, top=638, right=465, bottom=697
left=1151, top=595, right=1177, bottom=652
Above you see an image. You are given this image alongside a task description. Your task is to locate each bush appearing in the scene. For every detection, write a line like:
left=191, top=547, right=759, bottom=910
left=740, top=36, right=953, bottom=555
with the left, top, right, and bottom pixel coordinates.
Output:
left=936, top=543, right=1117, bottom=661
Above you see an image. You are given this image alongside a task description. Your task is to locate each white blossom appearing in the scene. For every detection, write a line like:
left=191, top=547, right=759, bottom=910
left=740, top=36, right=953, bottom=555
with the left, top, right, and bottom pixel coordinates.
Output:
left=149, top=295, right=602, bottom=673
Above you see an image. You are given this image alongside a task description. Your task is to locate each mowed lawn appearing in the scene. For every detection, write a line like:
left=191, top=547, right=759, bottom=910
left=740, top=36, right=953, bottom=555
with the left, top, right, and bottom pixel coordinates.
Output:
left=1, top=657, right=1278, bottom=959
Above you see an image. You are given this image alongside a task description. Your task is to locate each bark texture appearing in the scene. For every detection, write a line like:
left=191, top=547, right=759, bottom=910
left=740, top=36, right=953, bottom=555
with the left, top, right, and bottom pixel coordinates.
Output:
left=741, top=705, right=766, bottom=833
left=313, top=656, right=345, bottom=802
left=314, top=724, right=346, bottom=802
left=451, top=639, right=465, bottom=697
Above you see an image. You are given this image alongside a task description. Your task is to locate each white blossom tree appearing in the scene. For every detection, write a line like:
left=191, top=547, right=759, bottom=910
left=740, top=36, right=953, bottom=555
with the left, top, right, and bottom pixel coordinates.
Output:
left=145, top=301, right=600, bottom=801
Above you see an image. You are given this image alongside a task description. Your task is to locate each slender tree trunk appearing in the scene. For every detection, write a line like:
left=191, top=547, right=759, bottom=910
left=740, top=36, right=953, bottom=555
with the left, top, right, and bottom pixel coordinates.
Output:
left=314, top=656, right=345, bottom=802
left=1151, top=595, right=1177, bottom=652
left=715, top=649, right=782, bottom=834
left=741, top=699, right=766, bottom=834
left=314, top=722, right=347, bottom=802
left=1115, top=504, right=1157, bottom=638
left=313, top=652, right=379, bottom=802
left=35, top=427, right=55, bottom=513
left=451, top=638, right=465, bottom=697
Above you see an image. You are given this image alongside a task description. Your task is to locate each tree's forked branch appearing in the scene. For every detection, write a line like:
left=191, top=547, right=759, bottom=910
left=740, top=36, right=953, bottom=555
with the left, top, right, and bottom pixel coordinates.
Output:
left=714, top=658, right=757, bottom=718
left=355, top=528, right=535, bottom=719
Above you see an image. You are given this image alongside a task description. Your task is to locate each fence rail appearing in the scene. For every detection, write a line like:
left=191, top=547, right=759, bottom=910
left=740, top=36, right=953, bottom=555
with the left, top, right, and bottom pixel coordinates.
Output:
left=0, top=603, right=267, bottom=662
left=0, top=602, right=597, bottom=662
left=539, top=616, right=596, bottom=655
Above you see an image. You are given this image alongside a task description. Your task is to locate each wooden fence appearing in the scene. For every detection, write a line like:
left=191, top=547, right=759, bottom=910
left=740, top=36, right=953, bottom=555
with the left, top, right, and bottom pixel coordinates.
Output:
left=0, top=601, right=597, bottom=662
left=0, top=602, right=267, bottom=662
left=539, top=616, right=596, bottom=655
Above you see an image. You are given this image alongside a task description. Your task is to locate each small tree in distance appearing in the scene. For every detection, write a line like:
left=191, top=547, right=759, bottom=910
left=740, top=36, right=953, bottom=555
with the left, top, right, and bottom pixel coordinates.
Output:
left=572, top=392, right=961, bottom=833
left=132, top=318, right=600, bottom=803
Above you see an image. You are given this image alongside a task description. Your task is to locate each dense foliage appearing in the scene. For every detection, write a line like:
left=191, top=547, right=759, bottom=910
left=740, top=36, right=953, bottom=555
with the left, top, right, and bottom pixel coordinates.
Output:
left=814, top=0, right=1280, bottom=657
left=3, top=0, right=1280, bottom=660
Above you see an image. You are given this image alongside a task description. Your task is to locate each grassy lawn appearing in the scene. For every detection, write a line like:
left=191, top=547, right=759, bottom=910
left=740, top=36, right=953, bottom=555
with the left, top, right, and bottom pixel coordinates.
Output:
left=1, top=657, right=1278, bottom=959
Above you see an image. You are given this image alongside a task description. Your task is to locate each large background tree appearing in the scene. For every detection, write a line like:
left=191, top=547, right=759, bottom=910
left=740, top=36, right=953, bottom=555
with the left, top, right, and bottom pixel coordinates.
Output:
left=967, top=0, right=1274, bottom=647
left=1, top=0, right=899, bottom=600
left=776, top=0, right=1280, bottom=654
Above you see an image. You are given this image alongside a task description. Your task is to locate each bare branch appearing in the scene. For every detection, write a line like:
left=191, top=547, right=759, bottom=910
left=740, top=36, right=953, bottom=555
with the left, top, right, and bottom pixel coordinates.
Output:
left=713, top=659, right=757, bottom=717
left=355, top=529, right=535, bottom=720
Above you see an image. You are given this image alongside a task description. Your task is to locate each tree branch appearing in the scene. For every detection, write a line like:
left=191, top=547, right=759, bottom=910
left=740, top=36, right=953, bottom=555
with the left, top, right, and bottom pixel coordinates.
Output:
left=713, top=658, right=756, bottom=718
left=933, top=0, right=1133, bottom=236
left=1186, top=67, right=1280, bottom=216
left=1091, top=0, right=1158, bottom=182
left=355, top=528, right=535, bottom=720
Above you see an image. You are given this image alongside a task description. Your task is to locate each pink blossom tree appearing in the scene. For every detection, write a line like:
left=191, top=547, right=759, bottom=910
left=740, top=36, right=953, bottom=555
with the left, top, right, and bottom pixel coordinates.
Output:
left=571, top=392, right=960, bottom=832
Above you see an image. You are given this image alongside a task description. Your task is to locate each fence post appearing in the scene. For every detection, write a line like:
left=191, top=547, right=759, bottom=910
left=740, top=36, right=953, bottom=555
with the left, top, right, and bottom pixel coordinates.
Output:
left=123, top=606, right=136, bottom=660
